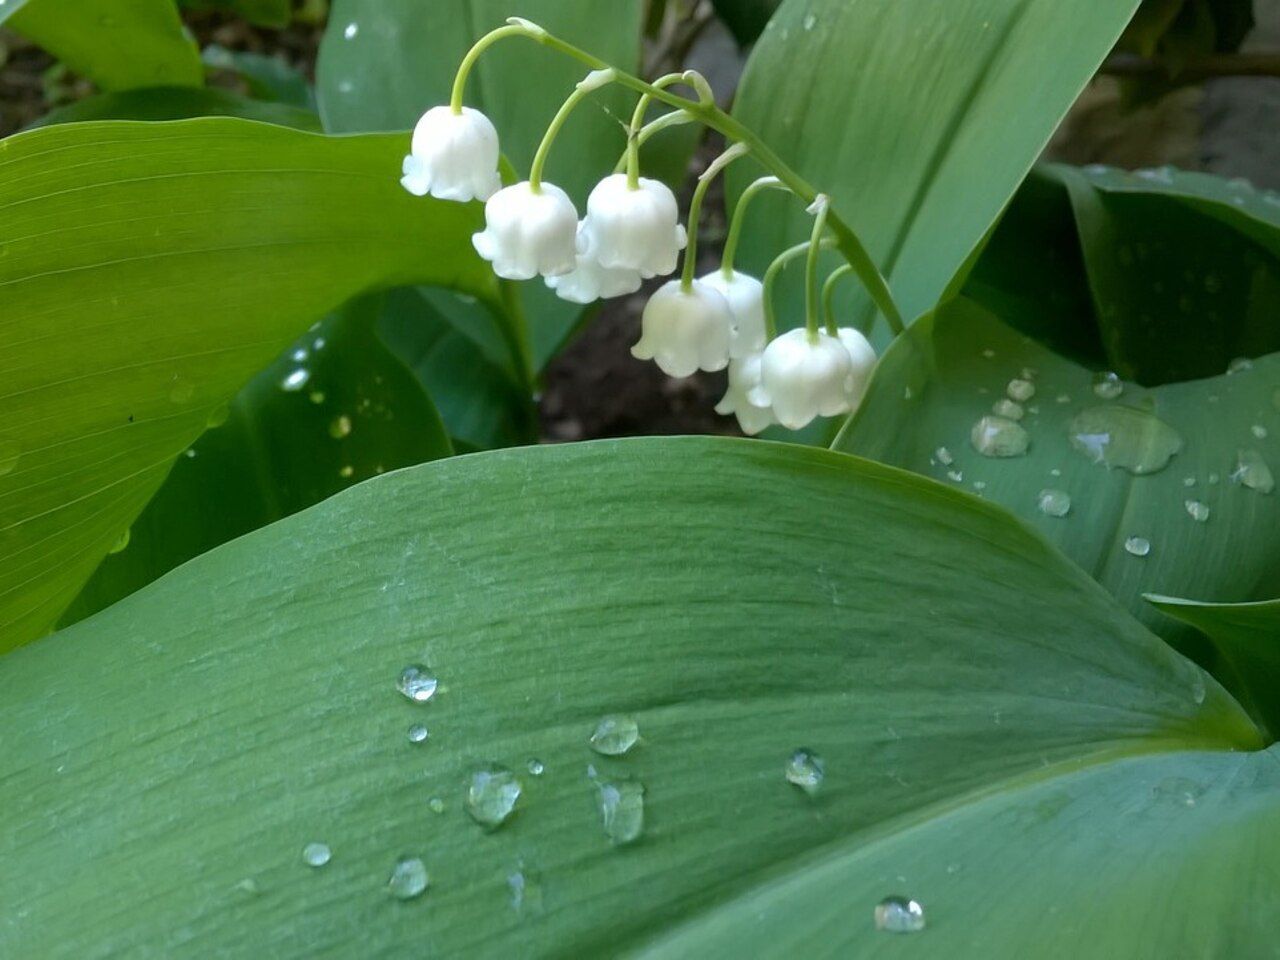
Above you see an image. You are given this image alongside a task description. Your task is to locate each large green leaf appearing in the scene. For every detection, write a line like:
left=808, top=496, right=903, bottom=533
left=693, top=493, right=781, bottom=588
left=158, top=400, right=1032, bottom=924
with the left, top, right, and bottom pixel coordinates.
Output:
left=1149, top=595, right=1280, bottom=739
left=834, top=297, right=1280, bottom=658
left=62, top=294, right=454, bottom=626
left=0, top=118, right=495, bottom=651
left=9, top=0, right=203, bottom=91
left=31, top=86, right=321, bottom=131
left=0, top=438, right=1267, bottom=956
left=729, top=0, right=1142, bottom=330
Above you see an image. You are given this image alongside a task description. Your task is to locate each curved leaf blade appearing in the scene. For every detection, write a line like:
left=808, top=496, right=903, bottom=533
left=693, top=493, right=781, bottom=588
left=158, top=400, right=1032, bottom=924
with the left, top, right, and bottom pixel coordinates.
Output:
left=0, top=438, right=1260, bottom=957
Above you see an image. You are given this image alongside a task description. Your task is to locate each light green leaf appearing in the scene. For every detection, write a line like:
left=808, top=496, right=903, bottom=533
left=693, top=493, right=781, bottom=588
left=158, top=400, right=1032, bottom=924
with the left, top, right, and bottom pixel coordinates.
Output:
left=833, top=297, right=1280, bottom=657
left=729, top=0, right=1142, bottom=329
left=0, top=437, right=1265, bottom=957
left=1148, top=595, right=1280, bottom=739
left=61, top=294, right=454, bottom=626
left=9, top=0, right=203, bottom=91
left=0, top=118, right=495, bottom=651
left=31, top=85, right=321, bottom=131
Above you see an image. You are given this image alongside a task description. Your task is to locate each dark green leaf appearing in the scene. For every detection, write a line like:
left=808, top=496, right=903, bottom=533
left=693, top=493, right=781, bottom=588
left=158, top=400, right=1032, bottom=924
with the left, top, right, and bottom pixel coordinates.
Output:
left=202, top=45, right=317, bottom=109
left=30, top=85, right=320, bottom=131
left=0, top=437, right=1264, bottom=956
left=0, top=119, right=496, bottom=650
left=180, top=0, right=293, bottom=29
left=712, top=0, right=781, bottom=46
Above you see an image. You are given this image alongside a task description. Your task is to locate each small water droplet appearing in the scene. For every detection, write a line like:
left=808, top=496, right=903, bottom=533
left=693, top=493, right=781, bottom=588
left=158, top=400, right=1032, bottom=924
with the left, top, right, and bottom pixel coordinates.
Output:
left=235, top=877, right=260, bottom=895
left=1124, top=536, right=1151, bottom=558
left=508, top=860, right=544, bottom=915
left=597, top=778, right=645, bottom=845
left=428, top=797, right=445, bottom=814
left=343, top=22, right=359, bottom=39
left=308, top=390, right=326, bottom=405
left=946, top=469, right=964, bottom=483
left=1183, top=476, right=1197, bottom=487
left=407, top=724, right=429, bottom=744
left=205, top=403, right=230, bottom=429
left=302, top=842, right=331, bottom=867
left=1092, top=371, right=1124, bottom=400
left=0, top=441, right=19, bottom=476
left=1209, top=472, right=1221, bottom=485
left=934, top=446, right=953, bottom=466
left=1185, top=500, right=1210, bottom=522
left=970, top=415, right=1029, bottom=458
left=785, top=748, right=825, bottom=795
left=991, top=399, right=1024, bottom=420
left=387, top=856, right=429, bottom=900
left=107, top=528, right=131, bottom=554
left=803, top=12, right=817, bottom=29
left=875, top=896, right=925, bottom=933
left=972, top=480, right=987, bottom=491
left=1068, top=405, right=1183, bottom=475
left=589, top=715, right=640, bottom=756
left=981, top=348, right=996, bottom=359
left=397, top=665, right=438, bottom=703
left=1227, top=357, right=1253, bottom=375
left=1006, top=378, right=1035, bottom=402
left=291, top=348, right=309, bottom=363
left=1232, top=449, right=1275, bottom=493
left=281, top=368, right=310, bottom=392
left=527, top=759, right=544, bottom=776
left=1251, top=424, right=1268, bottom=440
left=329, top=415, right=352, bottom=439
left=466, top=764, right=521, bottom=829
left=1036, top=489, right=1071, bottom=517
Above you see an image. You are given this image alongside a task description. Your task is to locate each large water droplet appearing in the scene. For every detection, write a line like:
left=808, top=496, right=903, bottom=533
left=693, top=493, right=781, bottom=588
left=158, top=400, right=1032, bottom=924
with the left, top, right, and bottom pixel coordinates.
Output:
left=387, top=857, right=429, bottom=900
left=302, top=842, right=331, bottom=867
left=1092, top=371, right=1124, bottom=400
left=1067, top=405, right=1183, bottom=475
left=397, top=665, right=438, bottom=703
left=1124, top=536, right=1151, bottom=558
left=589, top=715, right=639, bottom=756
left=1232, top=449, right=1275, bottom=494
left=1006, top=378, right=1035, bottom=402
left=970, top=415, right=1029, bottom=458
left=1036, top=489, right=1071, bottom=517
left=875, top=896, right=925, bottom=933
left=281, top=368, right=310, bottom=392
left=991, top=399, right=1024, bottom=421
left=466, top=765, right=521, bottom=829
left=597, top=778, right=645, bottom=845
left=407, top=724, right=429, bottom=744
left=785, top=748, right=825, bottom=795
left=107, top=527, right=131, bottom=554
left=1185, top=500, right=1210, bottom=522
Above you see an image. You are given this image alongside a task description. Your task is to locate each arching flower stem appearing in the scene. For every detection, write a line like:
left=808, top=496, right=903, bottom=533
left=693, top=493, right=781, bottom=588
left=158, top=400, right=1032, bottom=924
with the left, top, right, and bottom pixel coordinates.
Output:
left=681, top=142, right=750, bottom=293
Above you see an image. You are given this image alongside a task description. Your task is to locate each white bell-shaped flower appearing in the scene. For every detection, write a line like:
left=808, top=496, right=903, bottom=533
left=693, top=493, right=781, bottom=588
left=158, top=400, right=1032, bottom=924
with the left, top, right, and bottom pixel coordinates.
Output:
left=838, top=326, right=878, bottom=407
left=631, top=279, right=733, bottom=378
left=401, top=106, right=502, bottom=203
left=472, top=181, right=579, bottom=280
left=578, top=174, right=687, bottom=278
left=752, top=328, right=853, bottom=430
left=715, top=353, right=776, bottom=436
left=698, top=270, right=766, bottom=357
left=545, top=224, right=645, bottom=304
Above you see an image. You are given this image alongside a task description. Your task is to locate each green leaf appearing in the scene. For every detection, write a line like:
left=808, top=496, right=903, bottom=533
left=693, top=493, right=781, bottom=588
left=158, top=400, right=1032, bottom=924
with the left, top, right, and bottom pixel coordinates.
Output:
left=729, top=0, right=1142, bottom=330
left=1148, top=595, right=1280, bottom=739
left=0, top=118, right=496, bottom=651
left=201, top=46, right=317, bottom=110
left=0, top=437, right=1265, bottom=956
left=315, top=0, right=645, bottom=368
left=30, top=85, right=321, bottom=131
left=9, top=0, right=203, bottom=91
left=61, top=294, right=454, bottom=626
left=711, top=0, right=781, bottom=46
left=834, top=297, right=1280, bottom=657
left=179, top=0, right=293, bottom=29
left=1055, top=163, right=1280, bottom=385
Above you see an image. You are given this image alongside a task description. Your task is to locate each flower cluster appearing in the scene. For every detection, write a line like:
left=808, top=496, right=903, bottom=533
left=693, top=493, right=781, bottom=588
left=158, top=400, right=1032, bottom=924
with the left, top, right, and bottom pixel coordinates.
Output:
left=400, top=20, right=886, bottom=434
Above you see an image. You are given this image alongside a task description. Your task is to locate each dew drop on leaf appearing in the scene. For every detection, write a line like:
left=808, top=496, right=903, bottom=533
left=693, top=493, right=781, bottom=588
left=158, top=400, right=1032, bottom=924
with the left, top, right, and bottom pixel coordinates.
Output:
left=1227, top=357, right=1253, bottom=375
left=875, top=896, right=925, bottom=933
left=396, top=665, right=438, bottom=703
left=1067, top=406, right=1182, bottom=475
left=1233, top=449, right=1275, bottom=494
left=1124, top=536, right=1151, bottom=558
left=1006, top=378, right=1035, bottom=402
left=589, top=715, right=640, bottom=756
left=280, top=368, right=310, bottom=392
left=1092, top=371, right=1124, bottom=400
left=992, top=399, right=1024, bottom=421
left=1184, top=500, right=1210, bottom=523
left=302, top=842, right=331, bottom=867
left=597, top=778, right=645, bottom=845
left=970, top=415, right=1029, bottom=458
left=1036, top=489, right=1071, bottom=518
left=785, top=748, right=825, bottom=795
left=407, top=724, right=429, bottom=744
left=934, top=445, right=953, bottom=466
left=466, top=765, right=521, bottom=829
left=387, top=856, right=429, bottom=900
left=527, top=759, right=545, bottom=776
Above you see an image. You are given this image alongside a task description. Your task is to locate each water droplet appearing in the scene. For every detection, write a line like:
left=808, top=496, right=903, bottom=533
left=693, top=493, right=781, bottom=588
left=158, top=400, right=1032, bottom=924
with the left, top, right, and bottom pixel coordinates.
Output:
left=1036, top=489, right=1071, bottom=518
left=1092, top=371, right=1124, bottom=400
left=1227, top=357, right=1253, bottom=375
left=991, top=399, right=1024, bottom=420
left=308, top=390, right=326, bottom=405
left=934, top=446, right=954, bottom=466
left=235, top=877, right=260, bottom=895
left=329, top=415, right=352, bottom=439
left=1006, top=378, right=1035, bottom=402
left=597, top=778, right=645, bottom=845
left=1124, top=536, right=1151, bottom=558
left=0, top=441, right=19, bottom=476
left=508, top=860, right=544, bottom=915
left=291, top=348, right=309, bottom=363
left=972, top=480, right=987, bottom=491
left=1183, top=476, right=1197, bottom=487
left=466, top=764, right=521, bottom=829
left=1232, top=449, right=1274, bottom=494
left=1067, top=405, right=1183, bottom=475
left=107, top=528, right=131, bottom=554
left=397, top=664, right=438, bottom=703
left=946, top=469, right=964, bottom=483
left=1209, top=472, right=1221, bottom=485
left=281, top=368, right=310, bottom=392
left=1185, top=500, right=1210, bottom=522
left=1251, top=424, right=1268, bottom=440
left=407, top=724, right=429, bottom=744
left=970, top=415, right=1029, bottom=458
left=785, top=748, right=825, bottom=795
left=205, top=403, right=230, bottom=429
left=803, top=12, right=817, bottom=29
left=302, top=842, right=331, bottom=867
left=428, top=797, right=445, bottom=814
left=387, top=856, right=429, bottom=900
left=589, top=715, right=639, bottom=756
left=343, top=22, right=359, bottom=39
left=981, top=348, right=996, bottom=359
left=339, top=464, right=355, bottom=479
left=527, top=759, right=544, bottom=776
left=875, top=896, right=925, bottom=933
